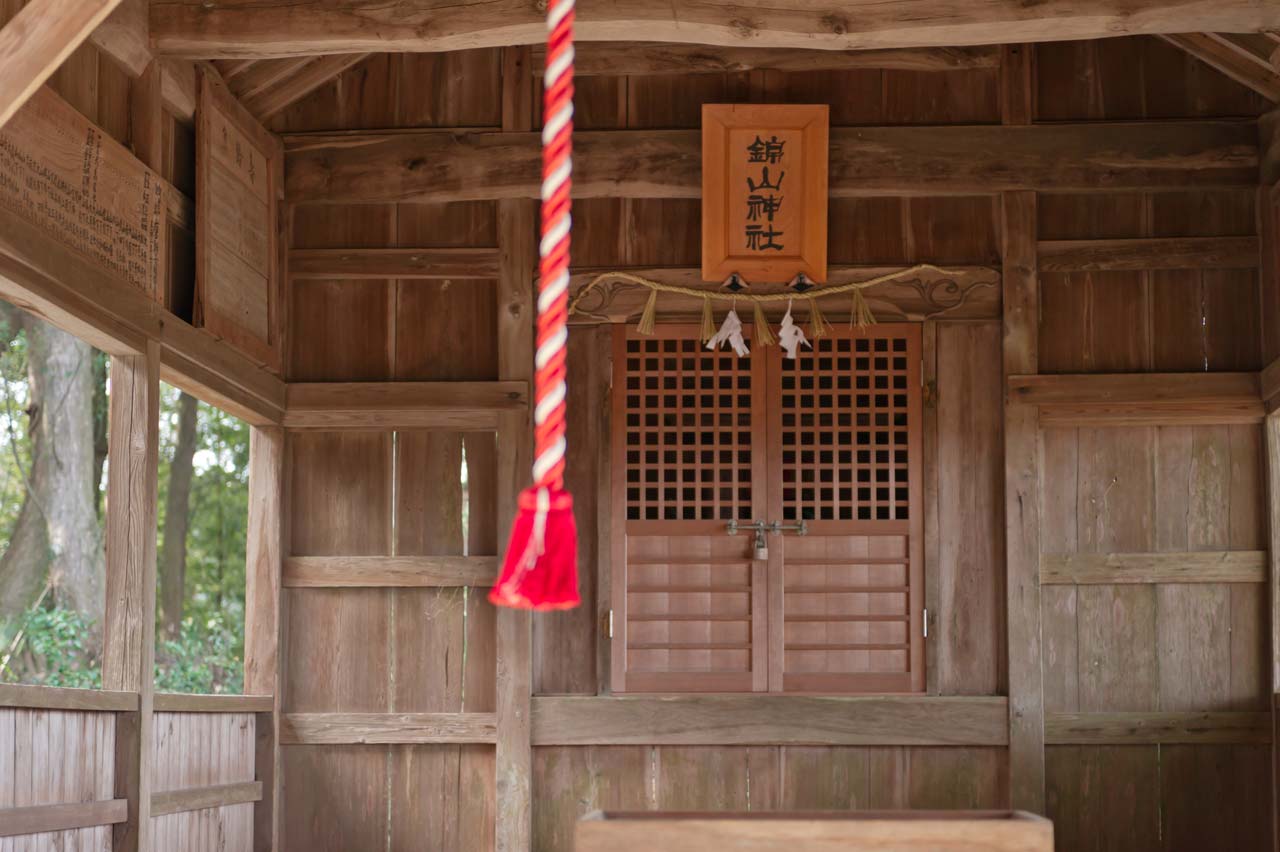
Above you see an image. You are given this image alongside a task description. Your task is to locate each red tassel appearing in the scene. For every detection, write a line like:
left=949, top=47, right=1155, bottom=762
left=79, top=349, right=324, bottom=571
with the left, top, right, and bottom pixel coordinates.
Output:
left=489, top=486, right=580, bottom=611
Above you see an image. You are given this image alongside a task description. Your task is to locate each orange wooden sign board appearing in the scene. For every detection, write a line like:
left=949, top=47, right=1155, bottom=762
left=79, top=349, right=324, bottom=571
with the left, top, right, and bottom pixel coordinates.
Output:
left=701, top=104, right=828, bottom=284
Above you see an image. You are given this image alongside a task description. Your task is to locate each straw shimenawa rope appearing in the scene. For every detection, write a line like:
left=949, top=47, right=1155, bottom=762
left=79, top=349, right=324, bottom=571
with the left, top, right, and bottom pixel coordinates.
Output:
left=566, top=264, right=979, bottom=329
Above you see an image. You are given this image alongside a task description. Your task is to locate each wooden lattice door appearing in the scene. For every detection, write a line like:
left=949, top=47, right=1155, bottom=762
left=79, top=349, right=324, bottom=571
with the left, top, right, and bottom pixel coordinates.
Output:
left=610, top=323, right=923, bottom=694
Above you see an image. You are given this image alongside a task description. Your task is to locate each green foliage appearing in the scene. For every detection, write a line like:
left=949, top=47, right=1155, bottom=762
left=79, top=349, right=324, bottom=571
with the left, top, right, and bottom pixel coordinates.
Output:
left=154, top=608, right=244, bottom=694
left=1, top=607, right=101, bottom=689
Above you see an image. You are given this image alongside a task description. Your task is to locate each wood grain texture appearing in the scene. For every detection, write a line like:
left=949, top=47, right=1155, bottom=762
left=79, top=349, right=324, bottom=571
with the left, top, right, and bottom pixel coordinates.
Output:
left=1037, top=235, right=1260, bottom=272
left=1040, top=550, right=1266, bottom=584
left=283, top=381, right=526, bottom=429
left=283, top=555, right=498, bottom=587
left=1010, top=372, right=1261, bottom=404
left=150, top=780, right=263, bottom=816
left=280, top=713, right=497, bottom=744
left=0, top=0, right=123, bottom=127
left=1160, top=33, right=1280, bottom=102
left=1044, top=711, right=1270, bottom=744
left=290, top=247, right=500, bottom=279
left=150, top=0, right=1280, bottom=58
left=544, top=43, right=1001, bottom=76
left=284, top=121, right=1259, bottom=204
left=0, top=798, right=128, bottom=837
left=0, top=684, right=137, bottom=712
left=531, top=696, right=1008, bottom=746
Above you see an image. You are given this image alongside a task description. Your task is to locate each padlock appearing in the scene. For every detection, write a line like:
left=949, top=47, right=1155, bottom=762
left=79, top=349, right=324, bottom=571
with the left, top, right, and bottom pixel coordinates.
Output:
left=753, top=530, right=769, bottom=561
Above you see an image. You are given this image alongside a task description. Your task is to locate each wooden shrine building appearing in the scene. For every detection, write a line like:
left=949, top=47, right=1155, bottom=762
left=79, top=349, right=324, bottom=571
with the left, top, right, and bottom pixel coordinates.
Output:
left=2, top=2, right=1280, bottom=850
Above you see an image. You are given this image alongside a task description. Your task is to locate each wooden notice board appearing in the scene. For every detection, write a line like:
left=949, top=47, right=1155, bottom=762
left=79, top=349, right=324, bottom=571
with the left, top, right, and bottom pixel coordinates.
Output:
left=701, top=104, right=828, bottom=285
left=196, top=68, right=283, bottom=372
left=0, top=86, right=167, bottom=299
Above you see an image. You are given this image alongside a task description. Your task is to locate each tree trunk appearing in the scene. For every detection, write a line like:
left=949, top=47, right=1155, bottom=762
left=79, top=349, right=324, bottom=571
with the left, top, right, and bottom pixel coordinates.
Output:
left=159, top=391, right=198, bottom=638
left=25, top=316, right=104, bottom=622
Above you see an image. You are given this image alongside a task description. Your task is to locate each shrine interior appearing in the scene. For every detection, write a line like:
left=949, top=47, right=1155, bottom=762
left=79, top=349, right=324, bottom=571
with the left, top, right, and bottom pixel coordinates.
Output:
left=1, top=3, right=1280, bottom=852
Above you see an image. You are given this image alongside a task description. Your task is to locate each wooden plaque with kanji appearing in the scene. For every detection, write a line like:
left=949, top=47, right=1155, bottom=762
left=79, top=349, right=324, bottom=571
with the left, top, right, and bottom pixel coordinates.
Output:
left=701, top=104, right=828, bottom=285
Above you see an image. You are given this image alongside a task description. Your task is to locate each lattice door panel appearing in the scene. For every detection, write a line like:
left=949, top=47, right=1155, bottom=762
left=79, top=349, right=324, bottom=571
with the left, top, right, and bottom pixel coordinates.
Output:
left=617, top=327, right=764, bottom=524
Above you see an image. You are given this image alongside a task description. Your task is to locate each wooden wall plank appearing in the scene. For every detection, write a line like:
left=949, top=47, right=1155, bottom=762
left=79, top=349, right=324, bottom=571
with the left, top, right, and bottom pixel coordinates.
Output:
left=1040, top=550, right=1266, bottom=584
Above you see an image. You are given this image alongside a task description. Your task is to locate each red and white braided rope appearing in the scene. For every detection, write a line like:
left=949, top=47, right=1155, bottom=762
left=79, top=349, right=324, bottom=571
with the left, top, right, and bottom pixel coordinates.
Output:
left=533, top=0, right=574, bottom=493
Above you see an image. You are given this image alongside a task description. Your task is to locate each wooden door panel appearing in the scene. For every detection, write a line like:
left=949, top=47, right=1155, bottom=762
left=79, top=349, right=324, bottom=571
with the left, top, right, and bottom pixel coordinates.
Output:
left=612, top=325, right=768, bottom=692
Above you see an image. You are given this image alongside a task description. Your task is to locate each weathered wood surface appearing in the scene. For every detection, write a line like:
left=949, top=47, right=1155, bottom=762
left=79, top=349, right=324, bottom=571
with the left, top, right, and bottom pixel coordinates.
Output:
left=1160, top=33, right=1280, bottom=102
left=241, top=54, right=370, bottom=120
left=568, top=265, right=1000, bottom=323
left=0, top=799, right=127, bottom=837
left=531, top=697, right=1008, bottom=746
left=0, top=0, right=123, bottom=127
left=1037, top=400, right=1266, bottom=427
left=152, top=693, right=274, bottom=713
left=1010, top=372, right=1261, bottom=404
left=284, top=121, right=1259, bottom=204
left=151, top=0, right=1280, bottom=58
left=1045, top=711, right=1271, bottom=744
left=542, top=43, right=1001, bottom=76
left=283, top=381, right=526, bottom=429
left=150, top=780, right=263, bottom=816
left=1037, top=236, right=1259, bottom=272
left=0, top=86, right=166, bottom=298
left=290, top=247, right=500, bottom=279
left=0, top=683, right=137, bottom=711
left=1041, top=550, right=1266, bottom=584
left=283, top=555, right=498, bottom=587
left=575, top=811, right=1053, bottom=852
left=281, top=713, right=498, bottom=744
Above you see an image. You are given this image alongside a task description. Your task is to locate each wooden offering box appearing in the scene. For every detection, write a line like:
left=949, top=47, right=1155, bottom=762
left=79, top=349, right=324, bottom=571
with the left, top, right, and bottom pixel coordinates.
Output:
left=576, top=810, right=1053, bottom=851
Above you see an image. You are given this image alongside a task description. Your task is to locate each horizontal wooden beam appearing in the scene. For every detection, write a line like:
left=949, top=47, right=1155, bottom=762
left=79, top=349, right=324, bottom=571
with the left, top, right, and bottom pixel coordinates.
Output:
left=1045, top=711, right=1271, bottom=745
left=570, top=265, right=1000, bottom=324
left=1009, top=372, right=1261, bottom=405
left=153, top=693, right=274, bottom=713
left=1037, top=236, right=1260, bottom=272
left=150, top=0, right=1280, bottom=59
left=0, top=799, right=128, bottom=838
left=151, top=781, right=263, bottom=817
left=242, top=53, right=369, bottom=120
left=284, top=381, right=527, bottom=430
left=0, top=682, right=138, bottom=712
left=1041, top=550, right=1266, bottom=585
left=285, top=121, right=1258, bottom=204
left=280, top=712, right=498, bottom=745
left=289, top=247, right=501, bottom=280
left=534, top=43, right=1001, bottom=76
left=283, top=555, right=498, bottom=588
left=530, top=696, right=1009, bottom=746
left=1037, top=400, right=1265, bottom=426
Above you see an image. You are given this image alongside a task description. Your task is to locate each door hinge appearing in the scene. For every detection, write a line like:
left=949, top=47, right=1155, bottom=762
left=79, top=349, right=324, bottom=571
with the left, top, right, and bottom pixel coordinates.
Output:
left=923, top=608, right=929, bottom=638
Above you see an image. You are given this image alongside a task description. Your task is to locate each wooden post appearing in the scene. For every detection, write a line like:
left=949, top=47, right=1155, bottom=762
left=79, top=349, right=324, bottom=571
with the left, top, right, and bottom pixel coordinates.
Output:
left=102, top=340, right=161, bottom=852
left=495, top=44, right=535, bottom=852
left=245, top=426, right=284, bottom=852
left=1000, top=42, right=1045, bottom=815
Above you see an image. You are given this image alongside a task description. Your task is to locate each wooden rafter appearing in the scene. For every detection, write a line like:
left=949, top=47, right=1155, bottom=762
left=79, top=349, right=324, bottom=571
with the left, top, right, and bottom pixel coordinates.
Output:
left=150, top=0, right=1280, bottom=59
left=1160, top=33, right=1280, bottom=101
left=215, top=53, right=368, bottom=121
left=0, top=0, right=125, bottom=127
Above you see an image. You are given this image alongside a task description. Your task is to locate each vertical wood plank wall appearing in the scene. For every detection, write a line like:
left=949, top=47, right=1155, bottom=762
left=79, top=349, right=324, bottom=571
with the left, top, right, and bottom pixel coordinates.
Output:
left=268, top=36, right=1275, bottom=852
left=151, top=711, right=257, bottom=849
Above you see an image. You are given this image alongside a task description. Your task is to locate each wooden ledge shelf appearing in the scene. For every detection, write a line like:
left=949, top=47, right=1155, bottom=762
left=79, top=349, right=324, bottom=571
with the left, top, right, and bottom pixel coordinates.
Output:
left=281, top=712, right=498, bottom=745
left=153, top=693, right=274, bottom=713
left=289, top=247, right=501, bottom=280
left=284, top=555, right=498, bottom=588
left=1040, top=550, right=1266, bottom=585
left=1037, top=235, right=1260, bottom=272
left=284, top=381, right=528, bottom=430
left=1045, top=711, right=1271, bottom=745
left=530, top=695, right=1008, bottom=747
left=151, top=781, right=264, bottom=817
left=0, top=799, right=128, bottom=838
left=0, top=682, right=137, bottom=712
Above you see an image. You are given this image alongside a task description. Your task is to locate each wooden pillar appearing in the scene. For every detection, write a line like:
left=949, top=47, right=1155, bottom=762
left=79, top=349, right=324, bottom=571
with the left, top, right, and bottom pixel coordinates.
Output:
left=495, top=44, right=535, bottom=852
left=245, top=425, right=284, bottom=852
left=1000, top=43, right=1045, bottom=814
left=102, top=340, right=160, bottom=852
